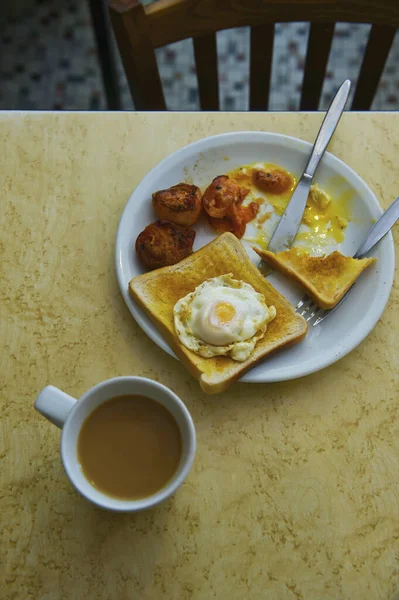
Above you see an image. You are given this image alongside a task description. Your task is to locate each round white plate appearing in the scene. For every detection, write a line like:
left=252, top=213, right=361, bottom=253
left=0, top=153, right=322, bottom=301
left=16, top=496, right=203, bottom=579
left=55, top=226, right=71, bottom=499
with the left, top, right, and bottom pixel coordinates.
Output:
left=115, top=132, right=395, bottom=383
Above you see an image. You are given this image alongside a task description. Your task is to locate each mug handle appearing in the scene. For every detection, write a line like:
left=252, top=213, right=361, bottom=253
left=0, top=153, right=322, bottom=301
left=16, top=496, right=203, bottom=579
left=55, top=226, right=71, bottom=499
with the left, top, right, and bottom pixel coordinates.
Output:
left=34, top=386, right=77, bottom=428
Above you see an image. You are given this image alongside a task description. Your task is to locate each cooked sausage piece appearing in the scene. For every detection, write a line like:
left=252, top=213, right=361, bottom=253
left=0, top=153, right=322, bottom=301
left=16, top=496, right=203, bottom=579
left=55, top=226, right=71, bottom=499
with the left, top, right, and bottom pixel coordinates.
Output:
left=135, top=220, right=195, bottom=269
left=206, top=202, right=259, bottom=239
left=203, top=175, right=258, bottom=239
left=202, top=175, right=248, bottom=219
left=152, top=183, right=202, bottom=226
left=252, top=168, right=293, bottom=195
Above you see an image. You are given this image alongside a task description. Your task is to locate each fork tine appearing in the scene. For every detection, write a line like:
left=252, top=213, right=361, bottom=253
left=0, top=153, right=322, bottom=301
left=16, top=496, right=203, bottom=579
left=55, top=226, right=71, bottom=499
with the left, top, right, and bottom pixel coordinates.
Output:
left=295, top=293, right=325, bottom=322
left=296, top=294, right=308, bottom=310
left=304, top=305, right=323, bottom=322
left=313, top=310, right=329, bottom=326
left=297, top=296, right=314, bottom=317
left=299, top=296, right=313, bottom=311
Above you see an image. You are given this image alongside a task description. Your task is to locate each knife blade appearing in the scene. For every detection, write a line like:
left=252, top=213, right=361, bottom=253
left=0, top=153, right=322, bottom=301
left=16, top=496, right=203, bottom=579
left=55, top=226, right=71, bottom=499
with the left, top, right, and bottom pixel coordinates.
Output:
left=266, top=79, right=351, bottom=254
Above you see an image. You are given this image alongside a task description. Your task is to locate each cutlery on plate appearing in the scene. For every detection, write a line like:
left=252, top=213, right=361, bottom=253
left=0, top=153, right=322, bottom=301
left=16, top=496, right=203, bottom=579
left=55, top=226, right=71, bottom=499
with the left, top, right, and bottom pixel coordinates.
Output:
left=265, top=79, right=351, bottom=254
left=296, top=194, right=399, bottom=326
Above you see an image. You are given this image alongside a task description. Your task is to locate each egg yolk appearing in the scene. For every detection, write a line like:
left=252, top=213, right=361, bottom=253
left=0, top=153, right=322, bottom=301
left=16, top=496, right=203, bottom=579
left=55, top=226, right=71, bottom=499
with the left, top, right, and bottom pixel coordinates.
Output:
left=212, top=302, right=236, bottom=325
left=192, top=299, right=240, bottom=346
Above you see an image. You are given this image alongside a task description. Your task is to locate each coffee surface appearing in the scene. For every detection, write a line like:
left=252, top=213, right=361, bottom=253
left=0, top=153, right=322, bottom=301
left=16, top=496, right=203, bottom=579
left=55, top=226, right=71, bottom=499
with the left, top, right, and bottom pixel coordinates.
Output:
left=77, top=395, right=182, bottom=499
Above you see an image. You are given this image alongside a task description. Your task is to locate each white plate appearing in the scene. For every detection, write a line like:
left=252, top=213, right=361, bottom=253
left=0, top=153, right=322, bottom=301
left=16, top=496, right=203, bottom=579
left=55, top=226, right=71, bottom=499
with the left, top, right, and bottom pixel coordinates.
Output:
left=115, top=132, right=395, bottom=383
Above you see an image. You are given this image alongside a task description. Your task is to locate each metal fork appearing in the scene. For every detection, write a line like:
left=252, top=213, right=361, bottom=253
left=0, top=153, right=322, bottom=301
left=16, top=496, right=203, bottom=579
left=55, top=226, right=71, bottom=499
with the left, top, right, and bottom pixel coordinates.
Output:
left=296, top=195, right=399, bottom=326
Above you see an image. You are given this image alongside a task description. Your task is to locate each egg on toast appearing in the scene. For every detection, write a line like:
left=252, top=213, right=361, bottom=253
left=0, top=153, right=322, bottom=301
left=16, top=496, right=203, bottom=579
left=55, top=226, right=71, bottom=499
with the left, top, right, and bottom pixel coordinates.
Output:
left=129, top=233, right=307, bottom=394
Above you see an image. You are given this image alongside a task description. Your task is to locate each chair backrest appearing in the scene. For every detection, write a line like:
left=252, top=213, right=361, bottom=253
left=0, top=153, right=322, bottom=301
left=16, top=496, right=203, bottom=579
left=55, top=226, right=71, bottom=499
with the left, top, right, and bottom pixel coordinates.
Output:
left=109, top=0, right=399, bottom=111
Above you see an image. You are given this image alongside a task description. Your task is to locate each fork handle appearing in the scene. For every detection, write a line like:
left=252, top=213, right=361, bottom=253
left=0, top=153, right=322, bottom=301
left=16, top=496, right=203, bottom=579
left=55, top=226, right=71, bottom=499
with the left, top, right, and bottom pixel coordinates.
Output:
left=354, top=195, right=399, bottom=258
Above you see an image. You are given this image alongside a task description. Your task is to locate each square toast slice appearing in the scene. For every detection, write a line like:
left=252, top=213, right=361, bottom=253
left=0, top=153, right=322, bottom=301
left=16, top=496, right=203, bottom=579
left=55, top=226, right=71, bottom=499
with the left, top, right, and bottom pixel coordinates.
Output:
left=254, top=247, right=376, bottom=309
left=129, top=233, right=307, bottom=394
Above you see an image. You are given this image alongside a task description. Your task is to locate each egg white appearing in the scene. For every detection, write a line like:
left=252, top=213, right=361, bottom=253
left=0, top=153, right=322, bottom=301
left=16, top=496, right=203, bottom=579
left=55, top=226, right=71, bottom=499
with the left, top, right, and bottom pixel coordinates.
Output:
left=173, top=274, right=276, bottom=361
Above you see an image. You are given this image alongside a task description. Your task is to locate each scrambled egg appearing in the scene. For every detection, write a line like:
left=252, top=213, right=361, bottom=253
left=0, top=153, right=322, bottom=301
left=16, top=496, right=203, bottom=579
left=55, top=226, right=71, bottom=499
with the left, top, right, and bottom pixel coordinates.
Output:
left=308, top=183, right=332, bottom=211
left=300, top=183, right=349, bottom=245
left=229, top=163, right=353, bottom=250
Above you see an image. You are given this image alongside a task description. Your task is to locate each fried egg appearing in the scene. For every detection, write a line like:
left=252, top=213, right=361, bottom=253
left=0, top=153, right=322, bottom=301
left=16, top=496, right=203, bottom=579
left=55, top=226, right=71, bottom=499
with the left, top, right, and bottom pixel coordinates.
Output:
left=173, top=274, right=276, bottom=361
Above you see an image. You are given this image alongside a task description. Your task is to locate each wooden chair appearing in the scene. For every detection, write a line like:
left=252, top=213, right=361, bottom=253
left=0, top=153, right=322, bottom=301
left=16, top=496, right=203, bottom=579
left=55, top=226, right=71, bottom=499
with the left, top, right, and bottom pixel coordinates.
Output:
left=88, top=0, right=122, bottom=110
left=108, top=0, right=399, bottom=111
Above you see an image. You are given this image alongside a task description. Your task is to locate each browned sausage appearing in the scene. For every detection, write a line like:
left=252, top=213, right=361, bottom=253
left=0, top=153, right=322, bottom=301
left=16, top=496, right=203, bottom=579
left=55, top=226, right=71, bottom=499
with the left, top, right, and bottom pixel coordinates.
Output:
left=252, top=168, right=293, bottom=195
left=202, top=175, right=249, bottom=219
left=206, top=201, right=259, bottom=239
left=152, top=183, right=202, bottom=226
left=135, top=220, right=195, bottom=269
left=203, top=175, right=258, bottom=238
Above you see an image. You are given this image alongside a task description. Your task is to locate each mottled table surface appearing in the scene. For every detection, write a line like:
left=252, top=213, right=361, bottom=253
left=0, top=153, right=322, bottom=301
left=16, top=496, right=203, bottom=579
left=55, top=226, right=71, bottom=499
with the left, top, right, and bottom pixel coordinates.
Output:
left=1, top=112, right=398, bottom=600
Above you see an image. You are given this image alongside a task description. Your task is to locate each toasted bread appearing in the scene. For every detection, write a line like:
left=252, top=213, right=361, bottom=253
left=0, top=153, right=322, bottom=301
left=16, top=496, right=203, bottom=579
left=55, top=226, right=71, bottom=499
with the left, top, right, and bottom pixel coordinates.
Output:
left=254, top=247, right=376, bottom=309
left=129, top=233, right=308, bottom=394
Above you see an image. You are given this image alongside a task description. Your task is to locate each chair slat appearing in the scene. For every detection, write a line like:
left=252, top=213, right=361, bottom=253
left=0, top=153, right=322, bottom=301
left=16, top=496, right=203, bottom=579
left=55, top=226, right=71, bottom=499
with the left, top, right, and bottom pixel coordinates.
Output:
left=352, top=25, right=396, bottom=110
left=146, top=0, right=399, bottom=49
left=110, top=0, right=399, bottom=112
left=109, top=1, right=166, bottom=110
left=249, top=24, right=274, bottom=111
left=300, top=23, right=335, bottom=110
left=193, top=33, right=219, bottom=110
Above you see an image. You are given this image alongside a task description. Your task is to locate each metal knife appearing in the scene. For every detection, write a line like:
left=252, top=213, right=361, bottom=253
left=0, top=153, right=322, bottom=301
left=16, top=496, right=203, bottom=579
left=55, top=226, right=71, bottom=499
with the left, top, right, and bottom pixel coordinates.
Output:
left=266, top=79, right=351, bottom=254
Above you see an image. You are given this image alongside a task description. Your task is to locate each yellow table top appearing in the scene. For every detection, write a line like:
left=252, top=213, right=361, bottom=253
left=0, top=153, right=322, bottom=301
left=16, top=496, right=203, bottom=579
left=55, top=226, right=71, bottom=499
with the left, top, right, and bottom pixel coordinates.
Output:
left=1, top=111, right=398, bottom=600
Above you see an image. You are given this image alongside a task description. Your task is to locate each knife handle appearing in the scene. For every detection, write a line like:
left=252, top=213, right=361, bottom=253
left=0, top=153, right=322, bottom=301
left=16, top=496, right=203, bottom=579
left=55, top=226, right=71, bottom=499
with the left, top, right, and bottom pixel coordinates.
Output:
left=305, top=79, right=351, bottom=177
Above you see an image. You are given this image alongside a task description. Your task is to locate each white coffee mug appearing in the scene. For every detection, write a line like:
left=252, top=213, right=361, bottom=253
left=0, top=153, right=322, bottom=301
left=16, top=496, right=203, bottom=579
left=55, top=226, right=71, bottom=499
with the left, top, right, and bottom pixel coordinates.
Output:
left=34, top=376, right=196, bottom=512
